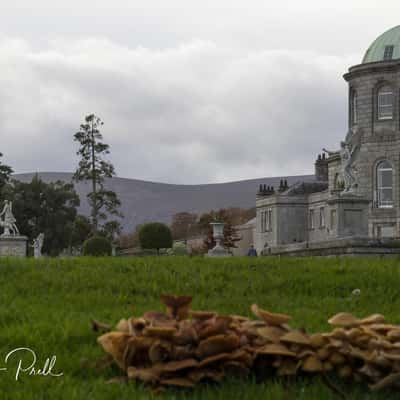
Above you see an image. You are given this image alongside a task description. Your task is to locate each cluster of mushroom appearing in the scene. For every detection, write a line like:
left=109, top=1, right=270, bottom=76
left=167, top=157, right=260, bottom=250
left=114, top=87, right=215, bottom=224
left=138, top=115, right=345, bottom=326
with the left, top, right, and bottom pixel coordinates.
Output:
left=318, top=312, right=400, bottom=390
left=95, top=296, right=400, bottom=392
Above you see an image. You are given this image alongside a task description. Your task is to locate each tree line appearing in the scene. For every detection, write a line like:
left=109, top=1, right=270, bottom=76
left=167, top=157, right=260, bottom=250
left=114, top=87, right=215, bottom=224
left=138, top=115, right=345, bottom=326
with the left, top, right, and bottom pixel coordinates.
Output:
left=0, top=114, right=122, bottom=255
left=119, top=207, right=256, bottom=254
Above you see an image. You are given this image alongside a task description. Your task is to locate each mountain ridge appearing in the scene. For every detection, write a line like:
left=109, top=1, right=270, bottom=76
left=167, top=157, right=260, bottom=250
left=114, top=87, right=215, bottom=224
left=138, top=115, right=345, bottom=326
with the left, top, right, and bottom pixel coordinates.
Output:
left=12, top=172, right=315, bottom=233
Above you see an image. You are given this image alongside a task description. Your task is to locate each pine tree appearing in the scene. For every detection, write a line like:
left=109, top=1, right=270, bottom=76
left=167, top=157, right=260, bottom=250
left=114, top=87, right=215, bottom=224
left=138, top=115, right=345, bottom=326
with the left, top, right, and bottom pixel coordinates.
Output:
left=0, top=152, right=13, bottom=191
left=73, top=114, right=122, bottom=233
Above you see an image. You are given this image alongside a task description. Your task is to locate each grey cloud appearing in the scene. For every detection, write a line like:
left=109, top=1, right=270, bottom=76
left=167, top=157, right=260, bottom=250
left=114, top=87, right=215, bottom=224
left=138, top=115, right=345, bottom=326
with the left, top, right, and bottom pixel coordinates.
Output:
left=0, top=36, right=357, bottom=183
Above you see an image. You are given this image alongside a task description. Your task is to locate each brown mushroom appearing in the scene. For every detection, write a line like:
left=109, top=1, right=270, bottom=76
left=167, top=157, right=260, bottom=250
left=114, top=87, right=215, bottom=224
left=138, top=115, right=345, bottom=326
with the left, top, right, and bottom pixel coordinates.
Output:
left=301, top=355, right=324, bottom=373
left=148, top=340, right=172, bottom=363
left=115, top=319, right=130, bottom=333
left=197, top=334, right=240, bottom=359
left=188, top=369, right=224, bottom=383
left=360, top=314, right=386, bottom=325
left=190, top=310, right=217, bottom=320
left=251, top=304, right=291, bottom=326
left=127, top=366, right=160, bottom=383
left=198, top=316, right=232, bottom=340
left=97, top=332, right=132, bottom=369
left=280, top=330, right=311, bottom=346
left=160, top=358, right=199, bottom=372
left=160, top=294, right=192, bottom=320
left=328, top=312, right=360, bottom=327
left=309, top=333, right=327, bottom=349
left=256, top=326, right=286, bottom=343
left=256, top=343, right=296, bottom=357
left=143, top=326, right=177, bottom=339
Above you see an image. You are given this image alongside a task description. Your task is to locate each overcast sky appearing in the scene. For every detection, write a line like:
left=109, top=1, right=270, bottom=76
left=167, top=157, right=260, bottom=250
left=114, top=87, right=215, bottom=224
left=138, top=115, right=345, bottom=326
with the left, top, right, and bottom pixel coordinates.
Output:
left=1, top=1, right=399, bottom=183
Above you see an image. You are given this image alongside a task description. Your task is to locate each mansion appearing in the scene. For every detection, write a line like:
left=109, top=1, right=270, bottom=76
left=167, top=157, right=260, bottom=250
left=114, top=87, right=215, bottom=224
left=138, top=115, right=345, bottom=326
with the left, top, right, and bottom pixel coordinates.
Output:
left=252, top=25, right=400, bottom=256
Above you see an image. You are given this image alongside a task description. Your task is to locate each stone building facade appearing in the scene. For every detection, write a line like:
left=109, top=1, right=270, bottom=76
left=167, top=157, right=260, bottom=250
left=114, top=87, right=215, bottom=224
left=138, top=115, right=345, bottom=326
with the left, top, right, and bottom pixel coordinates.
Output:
left=254, top=25, right=400, bottom=256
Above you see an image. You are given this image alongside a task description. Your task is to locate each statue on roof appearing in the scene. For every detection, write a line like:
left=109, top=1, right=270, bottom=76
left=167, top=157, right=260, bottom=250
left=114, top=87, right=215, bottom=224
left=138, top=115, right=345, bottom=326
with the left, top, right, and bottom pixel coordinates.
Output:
left=0, top=200, right=19, bottom=236
left=323, top=130, right=360, bottom=194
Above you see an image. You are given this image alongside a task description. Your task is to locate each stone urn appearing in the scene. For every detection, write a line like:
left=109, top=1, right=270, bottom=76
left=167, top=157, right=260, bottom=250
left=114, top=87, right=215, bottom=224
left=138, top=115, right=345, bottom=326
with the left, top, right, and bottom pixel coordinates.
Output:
left=207, top=222, right=232, bottom=257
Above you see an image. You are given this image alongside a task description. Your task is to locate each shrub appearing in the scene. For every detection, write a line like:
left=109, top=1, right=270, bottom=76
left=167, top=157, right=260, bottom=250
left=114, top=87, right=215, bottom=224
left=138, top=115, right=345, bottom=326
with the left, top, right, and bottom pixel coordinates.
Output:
left=139, top=223, right=173, bottom=254
left=83, top=236, right=112, bottom=256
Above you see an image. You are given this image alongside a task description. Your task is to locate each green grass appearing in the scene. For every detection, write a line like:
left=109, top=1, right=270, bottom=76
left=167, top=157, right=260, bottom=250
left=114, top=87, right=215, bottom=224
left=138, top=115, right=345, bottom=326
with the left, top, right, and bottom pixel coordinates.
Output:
left=1, top=256, right=400, bottom=399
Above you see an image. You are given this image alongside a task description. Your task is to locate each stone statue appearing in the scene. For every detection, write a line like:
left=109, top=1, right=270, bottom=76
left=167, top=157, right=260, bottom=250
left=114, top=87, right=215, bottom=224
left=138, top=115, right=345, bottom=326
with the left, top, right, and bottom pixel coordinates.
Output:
left=33, top=233, right=45, bottom=258
left=0, top=200, right=19, bottom=236
left=323, top=134, right=360, bottom=194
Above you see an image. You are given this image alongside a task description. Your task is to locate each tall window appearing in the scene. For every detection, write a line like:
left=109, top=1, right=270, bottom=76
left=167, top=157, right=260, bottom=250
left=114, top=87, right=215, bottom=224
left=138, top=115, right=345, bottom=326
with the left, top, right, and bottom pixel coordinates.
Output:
left=309, top=209, right=315, bottom=230
left=377, top=86, right=393, bottom=120
left=351, top=90, right=358, bottom=125
left=267, top=209, right=272, bottom=231
left=319, top=207, right=325, bottom=228
left=377, top=160, right=393, bottom=208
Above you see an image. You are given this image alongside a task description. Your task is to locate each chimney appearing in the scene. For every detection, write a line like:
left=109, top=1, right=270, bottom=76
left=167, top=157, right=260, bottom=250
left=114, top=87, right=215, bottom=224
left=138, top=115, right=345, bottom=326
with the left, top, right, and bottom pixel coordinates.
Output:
left=315, top=153, right=328, bottom=182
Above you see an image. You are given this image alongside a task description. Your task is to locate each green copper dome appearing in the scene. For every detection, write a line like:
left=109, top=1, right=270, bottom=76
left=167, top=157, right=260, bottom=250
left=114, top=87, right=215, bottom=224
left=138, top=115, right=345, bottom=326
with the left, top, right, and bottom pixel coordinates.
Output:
left=363, top=25, right=400, bottom=63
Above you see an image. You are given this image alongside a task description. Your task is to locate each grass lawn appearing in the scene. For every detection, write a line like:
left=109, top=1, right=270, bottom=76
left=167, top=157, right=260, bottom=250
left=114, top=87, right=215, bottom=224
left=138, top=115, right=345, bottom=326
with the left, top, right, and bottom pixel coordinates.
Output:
left=1, top=256, right=400, bottom=399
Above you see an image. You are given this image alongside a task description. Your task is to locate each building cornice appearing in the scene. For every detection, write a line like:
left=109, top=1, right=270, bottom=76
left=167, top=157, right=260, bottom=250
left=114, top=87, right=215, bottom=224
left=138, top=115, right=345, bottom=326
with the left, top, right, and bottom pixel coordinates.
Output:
left=343, top=60, right=400, bottom=81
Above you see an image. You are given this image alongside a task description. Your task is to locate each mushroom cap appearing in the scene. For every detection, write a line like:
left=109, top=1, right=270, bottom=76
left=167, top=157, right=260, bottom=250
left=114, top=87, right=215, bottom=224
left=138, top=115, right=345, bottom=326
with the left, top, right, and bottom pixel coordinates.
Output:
left=188, top=369, right=225, bottom=383
left=365, top=323, right=396, bottom=332
left=316, top=347, right=331, bottom=360
left=197, top=316, right=232, bottom=340
left=328, top=312, right=360, bottom=327
left=381, top=351, right=400, bottom=361
left=159, top=358, right=199, bottom=372
left=160, top=294, right=192, bottom=320
left=143, top=326, right=177, bottom=339
left=230, top=315, right=250, bottom=322
left=97, top=332, right=132, bottom=369
left=148, top=340, right=172, bottom=363
left=115, top=319, right=130, bottom=333
left=160, top=294, right=192, bottom=308
left=172, top=345, right=196, bottom=360
left=348, top=346, right=376, bottom=362
left=197, top=334, right=240, bottom=359
left=123, top=336, right=154, bottom=368
left=280, top=330, right=311, bottom=346
left=257, top=326, right=286, bottom=343
left=360, top=314, right=386, bottom=325
left=388, top=329, right=400, bottom=341
left=309, top=333, right=327, bottom=348
left=173, top=322, right=198, bottom=345
left=251, top=304, right=291, bottom=326
left=257, top=343, right=296, bottom=357
left=199, top=352, right=232, bottom=367
left=301, top=355, right=324, bottom=373
left=127, top=366, right=160, bottom=383
left=189, top=310, right=216, bottom=320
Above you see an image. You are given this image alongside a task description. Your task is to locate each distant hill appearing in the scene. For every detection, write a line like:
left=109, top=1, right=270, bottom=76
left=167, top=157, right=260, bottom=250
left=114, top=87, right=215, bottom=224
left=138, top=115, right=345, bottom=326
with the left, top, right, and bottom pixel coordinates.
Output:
left=13, top=172, right=315, bottom=233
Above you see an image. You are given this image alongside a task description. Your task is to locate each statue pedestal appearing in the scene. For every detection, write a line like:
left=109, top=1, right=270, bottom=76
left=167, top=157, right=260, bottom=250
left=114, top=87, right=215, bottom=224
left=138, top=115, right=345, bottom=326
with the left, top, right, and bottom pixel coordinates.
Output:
left=0, top=235, right=28, bottom=257
left=327, top=194, right=370, bottom=238
left=207, top=243, right=232, bottom=258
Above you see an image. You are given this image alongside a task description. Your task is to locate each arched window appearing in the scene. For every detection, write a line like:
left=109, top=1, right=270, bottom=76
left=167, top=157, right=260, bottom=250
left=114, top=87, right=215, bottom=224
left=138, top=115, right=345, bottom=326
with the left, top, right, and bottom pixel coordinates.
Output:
left=377, top=85, right=393, bottom=120
left=377, top=160, right=393, bottom=208
left=351, top=90, right=358, bottom=125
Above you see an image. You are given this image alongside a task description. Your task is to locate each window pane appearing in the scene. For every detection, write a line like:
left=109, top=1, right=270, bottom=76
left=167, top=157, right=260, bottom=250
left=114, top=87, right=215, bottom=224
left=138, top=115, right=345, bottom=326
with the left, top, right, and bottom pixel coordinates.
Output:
left=380, top=170, right=392, bottom=187
left=380, top=188, right=393, bottom=203
left=378, top=90, right=393, bottom=119
left=379, top=93, right=393, bottom=105
left=384, top=45, right=394, bottom=60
